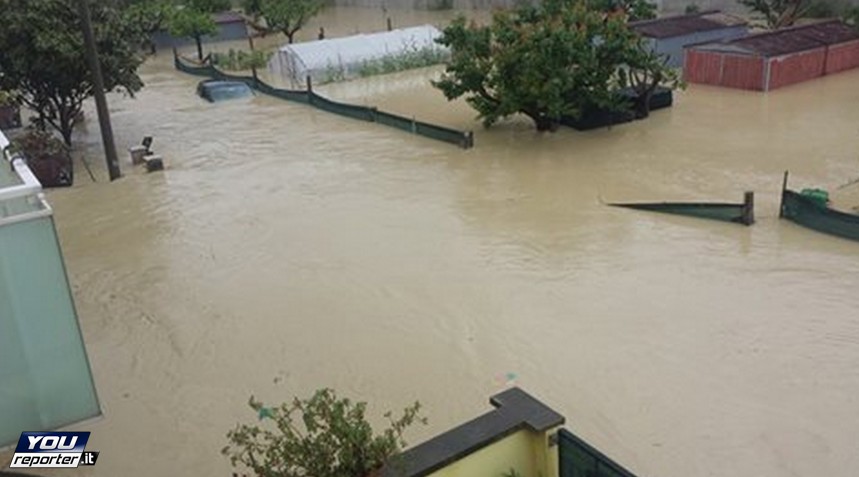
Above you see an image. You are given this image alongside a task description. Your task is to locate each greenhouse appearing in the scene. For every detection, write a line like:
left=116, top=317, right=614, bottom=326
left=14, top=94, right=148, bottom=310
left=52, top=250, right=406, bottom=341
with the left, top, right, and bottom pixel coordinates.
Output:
left=267, top=25, right=447, bottom=86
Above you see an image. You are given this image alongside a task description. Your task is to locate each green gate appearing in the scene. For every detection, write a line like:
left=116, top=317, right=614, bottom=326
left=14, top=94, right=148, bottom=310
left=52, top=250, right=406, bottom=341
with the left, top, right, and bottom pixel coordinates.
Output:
left=558, top=428, right=641, bottom=477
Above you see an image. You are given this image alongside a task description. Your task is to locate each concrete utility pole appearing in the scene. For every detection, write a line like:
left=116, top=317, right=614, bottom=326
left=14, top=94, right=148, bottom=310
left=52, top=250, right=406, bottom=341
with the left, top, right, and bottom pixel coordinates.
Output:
left=78, top=0, right=121, bottom=181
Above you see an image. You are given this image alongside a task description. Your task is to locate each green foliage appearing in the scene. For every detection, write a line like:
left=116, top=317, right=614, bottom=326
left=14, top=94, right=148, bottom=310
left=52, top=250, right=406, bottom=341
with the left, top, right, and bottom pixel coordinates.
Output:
left=169, top=0, right=230, bottom=60
left=684, top=3, right=700, bottom=13
left=242, top=0, right=263, bottom=16
left=123, top=0, right=177, bottom=52
left=0, top=90, right=19, bottom=107
left=357, top=47, right=449, bottom=78
left=256, top=0, right=325, bottom=43
left=846, top=6, right=859, bottom=28
left=805, top=0, right=841, bottom=17
left=320, top=62, right=346, bottom=83
left=433, top=0, right=677, bottom=131
left=802, top=0, right=859, bottom=28
left=427, top=0, right=454, bottom=11
left=738, top=0, right=811, bottom=28
left=222, top=388, right=427, bottom=477
left=0, top=0, right=144, bottom=145
left=589, top=0, right=657, bottom=21
left=617, top=41, right=684, bottom=118
left=211, top=48, right=273, bottom=70
left=123, top=0, right=176, bottom=33
left=186, top=0, right=231, bottom=12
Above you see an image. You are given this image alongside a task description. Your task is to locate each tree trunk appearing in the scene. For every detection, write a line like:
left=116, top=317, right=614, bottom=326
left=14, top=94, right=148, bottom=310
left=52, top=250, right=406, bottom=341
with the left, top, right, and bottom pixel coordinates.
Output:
left=60, top=119, right=74, bottom=147
left=634, top=89, right=653, bottom=119
left=286, top=31, right=295, bottom=44
left=195, top=35, right=204, bottom=61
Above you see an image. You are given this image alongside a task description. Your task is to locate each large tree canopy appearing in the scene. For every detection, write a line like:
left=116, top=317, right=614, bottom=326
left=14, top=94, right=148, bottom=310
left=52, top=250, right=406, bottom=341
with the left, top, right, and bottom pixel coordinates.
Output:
left=433, top=0, right=678, bottom=131
left=0, top=0, right=144, bottom=145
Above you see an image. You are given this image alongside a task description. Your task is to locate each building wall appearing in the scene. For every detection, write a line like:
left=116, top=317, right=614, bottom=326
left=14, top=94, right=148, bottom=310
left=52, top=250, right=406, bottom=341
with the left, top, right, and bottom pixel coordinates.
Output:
left=650, top=25, right=748, bottom=68
left=683, top=48, right=766, bottom=91
left=684, top=49, right=766, bottom=89
left=683, top=48, right=723, bottom=84
left=766, top=48, right=826, bottom=90
left=720, top=53, right=765, bottom=89
left=825, top=39, right=859, bottom=75
left=425, top=429, right=542, bottom=477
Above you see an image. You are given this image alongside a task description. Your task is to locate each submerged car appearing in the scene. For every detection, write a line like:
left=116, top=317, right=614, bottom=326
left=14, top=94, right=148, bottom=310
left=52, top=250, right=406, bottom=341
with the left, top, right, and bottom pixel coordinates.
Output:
left=197, top=80, right=254, bottom=102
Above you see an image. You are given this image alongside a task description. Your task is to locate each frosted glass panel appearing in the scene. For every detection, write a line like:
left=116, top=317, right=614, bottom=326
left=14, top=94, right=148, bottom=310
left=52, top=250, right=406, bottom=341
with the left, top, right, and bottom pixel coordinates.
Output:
left=0, top=216, right=101, bottom=447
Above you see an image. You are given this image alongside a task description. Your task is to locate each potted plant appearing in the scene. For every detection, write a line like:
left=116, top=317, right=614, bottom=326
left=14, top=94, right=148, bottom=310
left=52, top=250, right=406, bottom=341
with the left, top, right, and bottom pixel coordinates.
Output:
left=0, top=90, right=22, bottom=129
left=11, top=127, right=73, bottom=187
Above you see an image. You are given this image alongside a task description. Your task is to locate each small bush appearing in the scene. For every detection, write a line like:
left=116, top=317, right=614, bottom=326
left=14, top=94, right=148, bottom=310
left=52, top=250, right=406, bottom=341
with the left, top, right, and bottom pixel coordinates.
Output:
left=211, top=49, right=273, bottom=71
left=684, top=3, right=700, bottom=13
left=10, top=127, right=67, bottom=159
left=222, top=388, right=427, bottom=477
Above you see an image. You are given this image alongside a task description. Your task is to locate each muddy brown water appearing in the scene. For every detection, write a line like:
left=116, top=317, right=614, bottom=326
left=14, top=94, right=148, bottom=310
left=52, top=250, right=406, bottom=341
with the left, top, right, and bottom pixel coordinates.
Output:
left=4, top=8, right=859, bottom=477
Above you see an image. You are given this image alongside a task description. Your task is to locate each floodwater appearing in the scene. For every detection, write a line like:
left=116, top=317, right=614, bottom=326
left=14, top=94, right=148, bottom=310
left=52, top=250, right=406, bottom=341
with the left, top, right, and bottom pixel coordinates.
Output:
left=4, top=8, right=859, bottom=477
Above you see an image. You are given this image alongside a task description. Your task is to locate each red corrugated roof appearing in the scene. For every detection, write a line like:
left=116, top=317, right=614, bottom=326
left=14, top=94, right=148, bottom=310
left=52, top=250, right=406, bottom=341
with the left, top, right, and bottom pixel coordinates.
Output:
left=690, top=20, right=859, bottom=57
left=630, top=10, right=747, bottom=39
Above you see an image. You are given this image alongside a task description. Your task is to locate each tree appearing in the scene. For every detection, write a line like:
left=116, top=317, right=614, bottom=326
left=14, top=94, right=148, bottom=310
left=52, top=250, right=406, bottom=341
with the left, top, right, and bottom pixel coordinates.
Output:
left=241, top=0, right=263, bottom=19
left=123, top=0, right=177, bottom=53
left=222, top=388, right=427, bottom=477
left=433, top=0, right=674, bottom=131
left=0, top=0, right=144, bottom=146
left=738, top=0, right=811, bottom=28
left=250, top=0, right=324, bottom=43
left=169, top=0, right=230, bottom=60
left=620, top=42, right=683, bottom=118
left=844, top=6, right=859, bottom=29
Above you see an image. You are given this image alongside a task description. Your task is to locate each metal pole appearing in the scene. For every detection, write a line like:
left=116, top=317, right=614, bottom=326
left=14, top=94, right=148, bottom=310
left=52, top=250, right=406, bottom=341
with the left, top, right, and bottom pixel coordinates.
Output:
left=78, top=0, right=121, bottom=181
left=779, top=171, right=789, bottom=218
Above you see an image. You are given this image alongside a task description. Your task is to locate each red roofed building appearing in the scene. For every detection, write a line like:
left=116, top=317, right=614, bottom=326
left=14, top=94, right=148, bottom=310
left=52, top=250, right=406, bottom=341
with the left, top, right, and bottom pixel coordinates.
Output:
left=684, top=20, right=859, bottom=91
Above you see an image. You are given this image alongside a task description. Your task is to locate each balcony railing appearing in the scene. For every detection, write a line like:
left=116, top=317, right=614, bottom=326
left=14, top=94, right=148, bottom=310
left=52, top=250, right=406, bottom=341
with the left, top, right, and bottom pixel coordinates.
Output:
left=0, top=128, right=101, bottom=448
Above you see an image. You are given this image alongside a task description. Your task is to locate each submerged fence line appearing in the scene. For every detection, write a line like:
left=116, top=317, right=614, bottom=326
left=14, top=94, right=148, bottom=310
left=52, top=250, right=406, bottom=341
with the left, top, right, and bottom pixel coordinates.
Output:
left=174, top=53, right=474, bottom=149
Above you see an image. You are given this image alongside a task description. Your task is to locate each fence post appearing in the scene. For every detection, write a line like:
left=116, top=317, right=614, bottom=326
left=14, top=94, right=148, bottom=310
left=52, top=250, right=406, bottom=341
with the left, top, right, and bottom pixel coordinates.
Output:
left=306, top=76, right=314, bottom=105
left=742, top=191, right=754, bottom=226
left=463, top=131, right=474, bottom=149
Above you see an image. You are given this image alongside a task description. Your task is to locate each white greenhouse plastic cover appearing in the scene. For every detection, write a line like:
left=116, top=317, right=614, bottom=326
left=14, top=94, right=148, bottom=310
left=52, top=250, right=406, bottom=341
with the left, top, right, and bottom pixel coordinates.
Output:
left=268, top=25, right=445, bottom=85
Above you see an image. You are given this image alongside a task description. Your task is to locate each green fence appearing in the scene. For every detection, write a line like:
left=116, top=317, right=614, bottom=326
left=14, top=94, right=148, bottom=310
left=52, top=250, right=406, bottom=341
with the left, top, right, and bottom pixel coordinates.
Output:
left=558, top=428, right=640, bottom=477
left=174, top=53, right=473, bottom=149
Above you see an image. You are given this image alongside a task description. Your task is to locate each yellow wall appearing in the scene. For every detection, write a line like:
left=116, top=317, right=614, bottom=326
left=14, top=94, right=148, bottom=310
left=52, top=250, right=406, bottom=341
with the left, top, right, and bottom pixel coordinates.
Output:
left=426, top=428, right=559, bottom=477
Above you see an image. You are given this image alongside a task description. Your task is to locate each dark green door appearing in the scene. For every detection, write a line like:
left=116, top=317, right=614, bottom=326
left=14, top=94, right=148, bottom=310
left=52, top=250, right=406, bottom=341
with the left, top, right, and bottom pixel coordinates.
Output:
left=558, top=428, right=641, bottom=477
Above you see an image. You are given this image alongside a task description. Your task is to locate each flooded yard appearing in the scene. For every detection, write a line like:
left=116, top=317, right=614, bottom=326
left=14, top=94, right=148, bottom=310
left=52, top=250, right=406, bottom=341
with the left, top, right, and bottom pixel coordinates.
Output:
left=5, top=9, right=859, bottom=476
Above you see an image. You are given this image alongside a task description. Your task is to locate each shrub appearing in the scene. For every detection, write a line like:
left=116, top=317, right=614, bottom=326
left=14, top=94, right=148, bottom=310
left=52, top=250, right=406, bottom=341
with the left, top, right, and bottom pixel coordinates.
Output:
left=222, top=388, right=427, bottom=477
left=10, top=127, right=67, bottom=159
left=212, top=49, right=274, bottom=71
